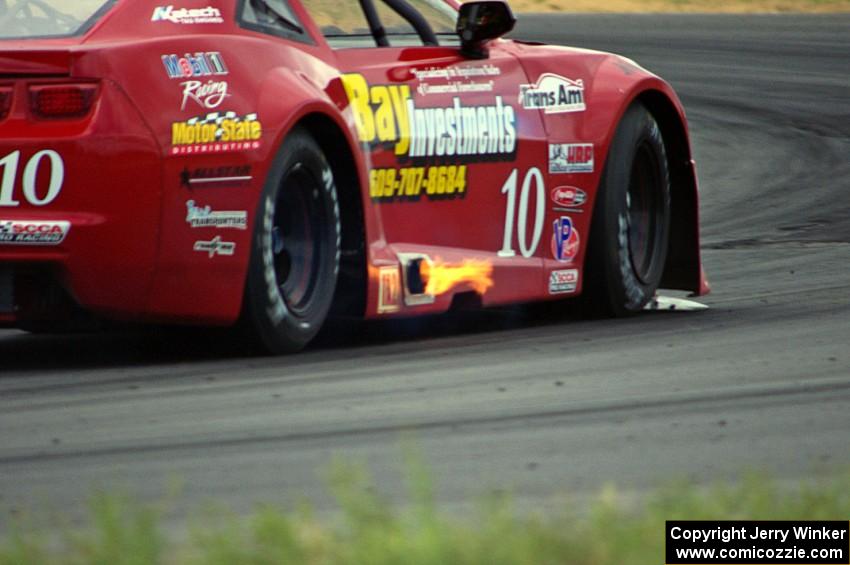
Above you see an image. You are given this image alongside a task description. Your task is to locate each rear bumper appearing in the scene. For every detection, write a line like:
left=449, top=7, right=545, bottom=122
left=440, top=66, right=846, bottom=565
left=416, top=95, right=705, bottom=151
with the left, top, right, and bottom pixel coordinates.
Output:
left=0, top=79, right=163, bottom=325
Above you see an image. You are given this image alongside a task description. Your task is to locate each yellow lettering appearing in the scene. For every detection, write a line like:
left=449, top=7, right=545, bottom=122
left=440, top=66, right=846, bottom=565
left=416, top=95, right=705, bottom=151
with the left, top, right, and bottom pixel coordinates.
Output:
left=456, top=165, right=467, bottom=193
left=371, top=86, right=396, bottom=143
left=390, top=85, right=410, bottom=156
left=340, top=73, right=375, bottom=142
left=172, top=123, right=188, bottom=145
left=218, top=121, right=230, bottom=142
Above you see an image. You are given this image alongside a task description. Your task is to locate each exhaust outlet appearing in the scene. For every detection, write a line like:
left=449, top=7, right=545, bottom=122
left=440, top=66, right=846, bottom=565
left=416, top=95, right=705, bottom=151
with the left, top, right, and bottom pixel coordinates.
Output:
left=397, top=253, right=435, bottom=306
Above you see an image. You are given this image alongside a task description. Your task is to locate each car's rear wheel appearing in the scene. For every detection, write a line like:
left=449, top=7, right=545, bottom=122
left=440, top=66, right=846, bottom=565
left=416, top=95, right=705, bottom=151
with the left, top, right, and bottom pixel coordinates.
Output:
left=584, top=103, right=671, bottom=316
left=242, top=128, right=341, bottom=354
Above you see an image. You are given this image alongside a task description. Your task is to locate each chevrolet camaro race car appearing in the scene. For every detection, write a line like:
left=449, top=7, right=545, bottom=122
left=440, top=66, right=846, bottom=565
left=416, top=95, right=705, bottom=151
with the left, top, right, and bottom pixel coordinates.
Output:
left=0, top=0, right=708, bottom=353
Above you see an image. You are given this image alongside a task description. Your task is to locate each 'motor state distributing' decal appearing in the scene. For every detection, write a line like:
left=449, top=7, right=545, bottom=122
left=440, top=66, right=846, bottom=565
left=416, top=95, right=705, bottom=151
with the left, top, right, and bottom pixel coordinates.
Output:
left=162, top=52, right=228, bottom=80
left=151, top=6, right=223, bottom=24
left=549, top=143, right=594, bottom=174
left=340, top=73, right=516, bottom=162
left=551, top=216, right=580, bottom=263
left=194, top=236, right=235, bottom=257
left=549, top=269, right=578, bottom=294
left=520, top=74, right=585, bottom=114
left=185, top=200, right=247, bottom=229
left=370, top=165, right=466, bottom=201
left=0, top=220, right=69, bottom=245
left=171, top=112, right=262, bottom=155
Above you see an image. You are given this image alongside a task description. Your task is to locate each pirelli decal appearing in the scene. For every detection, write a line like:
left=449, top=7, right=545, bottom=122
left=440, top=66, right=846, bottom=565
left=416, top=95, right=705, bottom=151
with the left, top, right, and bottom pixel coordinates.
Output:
left=340, top=73, right=516, bottom=162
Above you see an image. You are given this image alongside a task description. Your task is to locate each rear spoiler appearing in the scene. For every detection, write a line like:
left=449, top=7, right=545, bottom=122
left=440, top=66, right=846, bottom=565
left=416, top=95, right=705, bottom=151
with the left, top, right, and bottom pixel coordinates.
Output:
left=0, top=49, right=73, bottom=76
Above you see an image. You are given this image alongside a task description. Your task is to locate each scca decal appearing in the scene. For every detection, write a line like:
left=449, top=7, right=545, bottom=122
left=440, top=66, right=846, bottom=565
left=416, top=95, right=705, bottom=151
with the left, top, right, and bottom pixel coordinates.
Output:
left=549, top=269, right=578, bottom=294
left=340, top=73, right=516, bottom=162
left=0, top=220, right=70, bottom=245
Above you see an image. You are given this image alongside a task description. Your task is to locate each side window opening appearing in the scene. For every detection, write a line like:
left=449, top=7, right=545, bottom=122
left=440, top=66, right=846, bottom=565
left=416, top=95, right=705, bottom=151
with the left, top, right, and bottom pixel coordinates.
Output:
left=300, top=0, right=457, bottom=48
left=239, top=0, right=310, bottom=42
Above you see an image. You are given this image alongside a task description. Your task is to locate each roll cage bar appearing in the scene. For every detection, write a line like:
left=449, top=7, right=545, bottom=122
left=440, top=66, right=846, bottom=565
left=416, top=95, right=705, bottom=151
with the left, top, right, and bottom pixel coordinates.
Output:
left=358, top=0, right=439, bottom=46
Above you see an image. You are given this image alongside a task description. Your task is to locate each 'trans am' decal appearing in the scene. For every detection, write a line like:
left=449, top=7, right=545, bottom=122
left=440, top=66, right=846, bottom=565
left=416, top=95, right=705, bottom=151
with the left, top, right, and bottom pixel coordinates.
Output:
left=520, top=73, right=585, bottom=114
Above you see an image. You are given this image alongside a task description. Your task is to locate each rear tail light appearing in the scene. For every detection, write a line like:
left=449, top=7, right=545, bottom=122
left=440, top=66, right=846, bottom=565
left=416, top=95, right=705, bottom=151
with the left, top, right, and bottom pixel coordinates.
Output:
left=29, top=83, right=98, bottom=119
left=0, top=86, right=12, bottom=120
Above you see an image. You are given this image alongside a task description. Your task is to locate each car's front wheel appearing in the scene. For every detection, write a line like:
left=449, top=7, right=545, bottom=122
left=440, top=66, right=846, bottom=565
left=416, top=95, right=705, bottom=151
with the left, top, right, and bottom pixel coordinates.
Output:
left=584, top=103, right=671, bottom=316
left=242, top=128, right=341, bottom=354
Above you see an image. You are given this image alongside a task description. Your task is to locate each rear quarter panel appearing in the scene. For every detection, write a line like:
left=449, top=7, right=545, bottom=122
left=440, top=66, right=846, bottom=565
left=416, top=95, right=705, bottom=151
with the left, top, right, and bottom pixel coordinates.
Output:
left=81, top=0, right=361, bottom=323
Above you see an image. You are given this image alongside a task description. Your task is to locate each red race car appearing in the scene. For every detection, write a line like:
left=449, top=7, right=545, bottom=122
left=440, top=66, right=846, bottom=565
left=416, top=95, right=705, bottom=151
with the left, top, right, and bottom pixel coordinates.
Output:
left=0, top=0, right=708, bottom=353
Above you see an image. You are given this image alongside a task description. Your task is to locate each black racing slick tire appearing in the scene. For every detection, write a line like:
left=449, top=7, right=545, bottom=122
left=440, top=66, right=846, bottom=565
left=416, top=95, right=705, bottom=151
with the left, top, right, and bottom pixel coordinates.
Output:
left=584, top=103, right=671, bottom=316
left=242, top=128, right=341, bottom=354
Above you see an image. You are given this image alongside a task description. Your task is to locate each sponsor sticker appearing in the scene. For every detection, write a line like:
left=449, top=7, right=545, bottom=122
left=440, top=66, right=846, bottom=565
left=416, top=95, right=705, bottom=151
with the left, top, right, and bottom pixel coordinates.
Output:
left=549, top=143, right=594, bottom=174
left=370, top=165, right=466, bottom=201
left=340, top=73, right=516, bottom=163
left=549, top=268, right=578, bottom=294
left=151, top=5, right=223, bottom=24
left=171, top=112, right=262, bottom=155
left=411, top=64, right=500, bottom=81
left=193, top=236, right=235, bottom=257
left=162, top=52, right=228, bottom=80
left=0, top=220, right=69, bottom=245
left=551, top=216, right=580, bottom=263
left=519, top=73, right=585, bottom=114
left=181, top=79, right=229, bottom=110
left=551, top=185, right=587, bottom=208
left=185, top=200, right=247, bottom=229
left=412, top=64, right=500, bottom=96
left=377, top=266, right=401, bottom=313
left=417, top=81, right=494, bottom=96
left=181, top=165, right=252, bottom=188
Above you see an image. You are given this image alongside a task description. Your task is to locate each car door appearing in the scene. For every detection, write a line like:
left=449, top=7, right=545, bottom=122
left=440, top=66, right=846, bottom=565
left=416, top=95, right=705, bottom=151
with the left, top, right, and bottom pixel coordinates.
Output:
left=326, top=15, right=550, bottom=306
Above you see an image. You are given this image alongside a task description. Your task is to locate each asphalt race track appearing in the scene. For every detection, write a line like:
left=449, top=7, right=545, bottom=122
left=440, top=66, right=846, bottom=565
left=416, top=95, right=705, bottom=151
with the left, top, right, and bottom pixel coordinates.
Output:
left=2, top=15, right=850, bottom=527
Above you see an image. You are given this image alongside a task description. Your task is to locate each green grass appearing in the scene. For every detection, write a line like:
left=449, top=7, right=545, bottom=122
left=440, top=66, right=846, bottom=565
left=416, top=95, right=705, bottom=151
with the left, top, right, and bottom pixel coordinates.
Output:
left=3, top=463, right=849, bottom=565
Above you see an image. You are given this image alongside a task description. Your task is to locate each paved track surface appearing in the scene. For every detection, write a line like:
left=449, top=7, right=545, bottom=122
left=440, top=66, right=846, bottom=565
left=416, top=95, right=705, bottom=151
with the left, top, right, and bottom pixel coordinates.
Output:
left=2, top=15, right=850, bottom=526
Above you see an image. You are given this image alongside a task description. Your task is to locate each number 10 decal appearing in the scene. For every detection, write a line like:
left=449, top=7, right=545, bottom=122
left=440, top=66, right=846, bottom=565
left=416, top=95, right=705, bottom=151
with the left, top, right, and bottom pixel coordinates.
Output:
left=498, top=167, right=545, bottom=258
left=0, top=150, right=65, bottom=207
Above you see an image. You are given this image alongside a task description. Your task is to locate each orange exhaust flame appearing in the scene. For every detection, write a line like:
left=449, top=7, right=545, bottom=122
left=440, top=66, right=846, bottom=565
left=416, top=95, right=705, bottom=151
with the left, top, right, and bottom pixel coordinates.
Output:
left=420, top=257, right=494, bottom=296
